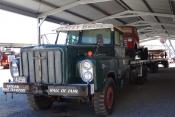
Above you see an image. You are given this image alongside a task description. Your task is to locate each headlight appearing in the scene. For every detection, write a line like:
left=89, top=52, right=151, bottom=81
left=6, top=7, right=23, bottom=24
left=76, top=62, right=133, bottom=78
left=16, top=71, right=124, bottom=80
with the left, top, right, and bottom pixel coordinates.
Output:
left=79, top=60, right=94, bottom=83
left=83, top=71, right=93, bottom=82
left=10, top=60, right=19, bottom=78
left=82, top=61, right=92, bottom=70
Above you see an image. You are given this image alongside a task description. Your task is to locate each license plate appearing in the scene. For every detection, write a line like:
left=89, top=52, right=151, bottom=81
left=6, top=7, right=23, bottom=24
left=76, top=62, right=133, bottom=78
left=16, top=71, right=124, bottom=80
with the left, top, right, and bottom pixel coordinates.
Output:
left=48, top=85, right=88, bottom=96
left=14, top=77, right=26, bottom=83
left=3, top=83, right=29, bottom=93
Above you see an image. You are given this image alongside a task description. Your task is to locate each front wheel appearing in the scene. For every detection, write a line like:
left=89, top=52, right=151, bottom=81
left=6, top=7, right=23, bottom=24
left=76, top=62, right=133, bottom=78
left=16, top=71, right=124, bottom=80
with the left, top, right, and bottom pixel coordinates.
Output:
left=27, top=95, right=53, bottom=110
left=93, top=78, right=116, bottom=116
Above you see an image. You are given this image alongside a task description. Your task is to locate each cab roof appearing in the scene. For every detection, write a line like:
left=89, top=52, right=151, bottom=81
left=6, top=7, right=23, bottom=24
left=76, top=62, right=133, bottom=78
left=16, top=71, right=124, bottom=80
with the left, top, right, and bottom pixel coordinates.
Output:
left=56, top=23, right=122, bottom=32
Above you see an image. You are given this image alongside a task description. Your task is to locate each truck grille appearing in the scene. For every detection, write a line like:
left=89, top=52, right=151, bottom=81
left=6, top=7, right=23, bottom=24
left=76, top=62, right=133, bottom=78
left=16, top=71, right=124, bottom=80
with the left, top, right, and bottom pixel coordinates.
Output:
left=20, top=49, right=63, bottom=84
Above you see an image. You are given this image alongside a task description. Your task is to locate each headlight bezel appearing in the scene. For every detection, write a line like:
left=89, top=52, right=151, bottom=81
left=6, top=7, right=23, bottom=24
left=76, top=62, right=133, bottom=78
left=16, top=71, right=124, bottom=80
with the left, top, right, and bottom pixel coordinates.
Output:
left=10, top=59, right=20, bottom=78
left=79, top=60, right=94, bottom=83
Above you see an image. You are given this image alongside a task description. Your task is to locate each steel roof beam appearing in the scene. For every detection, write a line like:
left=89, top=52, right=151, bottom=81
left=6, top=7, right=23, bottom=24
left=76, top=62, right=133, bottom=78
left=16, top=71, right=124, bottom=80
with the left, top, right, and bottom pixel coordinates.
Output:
left=38, top=0, right=112, bottom=18
left=0, top=1, right=38, bottom=18
left=91, top=10, right=130, bottom=22
left=91, top=10, right=175, bottom=23
left=0, top=1, right=73, bottom=24
left=34, top=0, right=92, bottom=21
left=142, top=0, right=166, bottom=33
left=169, top=0, right=175, bottom=14
left=128, top=10, right=175, bottom=18
left=140, top=37, right=175, bottom=43
left=128, top=21, right=175, bottom=28
left=138, top=27, right=166, bottom=33
left=115, top=0, right=144, bottom=21
left=88, top=4, right=126, bottom=24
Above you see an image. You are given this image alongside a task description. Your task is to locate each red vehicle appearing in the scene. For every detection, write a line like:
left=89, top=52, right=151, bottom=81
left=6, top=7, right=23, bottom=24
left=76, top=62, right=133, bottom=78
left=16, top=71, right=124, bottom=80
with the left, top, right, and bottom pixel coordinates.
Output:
left=119, top=25, right=139, bottom=49
left=119, top=25, right=148, bottom=60
left=0, top=51, right=9, bottom=69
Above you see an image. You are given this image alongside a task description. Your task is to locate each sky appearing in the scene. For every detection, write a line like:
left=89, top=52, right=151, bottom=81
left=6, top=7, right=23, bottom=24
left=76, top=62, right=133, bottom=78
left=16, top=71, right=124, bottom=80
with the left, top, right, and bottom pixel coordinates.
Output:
left=0, top=9, right=58, bottom=44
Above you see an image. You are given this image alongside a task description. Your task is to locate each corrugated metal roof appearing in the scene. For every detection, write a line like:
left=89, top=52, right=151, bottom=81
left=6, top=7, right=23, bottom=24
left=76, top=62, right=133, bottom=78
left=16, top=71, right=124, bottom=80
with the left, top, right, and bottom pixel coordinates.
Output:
left=91, top=1, right=125, bottom=14
left=69, top=4, right=106, bottom=20
left=0, top=0, right=175, bottom=41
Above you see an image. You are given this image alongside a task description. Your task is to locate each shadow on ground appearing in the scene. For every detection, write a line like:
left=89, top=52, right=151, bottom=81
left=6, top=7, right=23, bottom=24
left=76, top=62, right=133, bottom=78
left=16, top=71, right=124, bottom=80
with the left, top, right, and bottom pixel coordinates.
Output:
left=0, top=68, right=175, bottom=117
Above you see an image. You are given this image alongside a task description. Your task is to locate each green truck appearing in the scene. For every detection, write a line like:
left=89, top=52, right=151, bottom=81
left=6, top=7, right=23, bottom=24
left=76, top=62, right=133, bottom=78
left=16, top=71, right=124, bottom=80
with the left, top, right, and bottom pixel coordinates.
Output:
left=3, top=24, right=150, bottom=116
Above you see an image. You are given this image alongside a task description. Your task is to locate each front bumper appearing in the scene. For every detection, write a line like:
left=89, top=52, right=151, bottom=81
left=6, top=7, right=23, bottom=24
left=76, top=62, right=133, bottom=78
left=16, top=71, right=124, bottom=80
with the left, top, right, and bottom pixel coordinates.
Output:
left=3, top=83, right=94, bottom=97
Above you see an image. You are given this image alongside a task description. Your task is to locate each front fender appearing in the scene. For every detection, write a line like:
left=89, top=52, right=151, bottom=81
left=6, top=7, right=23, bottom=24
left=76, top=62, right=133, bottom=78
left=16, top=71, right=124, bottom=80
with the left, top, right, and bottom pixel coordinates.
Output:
left=93, top=57, right=117, bottom=92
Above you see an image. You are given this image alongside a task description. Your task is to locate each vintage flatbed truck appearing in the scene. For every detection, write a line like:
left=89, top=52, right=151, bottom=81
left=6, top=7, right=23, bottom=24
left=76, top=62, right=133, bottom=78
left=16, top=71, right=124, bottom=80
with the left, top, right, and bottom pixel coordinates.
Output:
left=118, top=25, right=169, bottom=72
left=2, top=23, right=166, bottom=116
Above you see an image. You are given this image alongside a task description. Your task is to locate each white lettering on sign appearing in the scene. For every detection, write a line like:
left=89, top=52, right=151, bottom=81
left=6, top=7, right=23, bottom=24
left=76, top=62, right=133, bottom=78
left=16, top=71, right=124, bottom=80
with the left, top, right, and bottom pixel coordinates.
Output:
left=61, top=89, right=66, bottom=93
left=7, top=85, right=19, bottom=89
left=3, top=88, right=26, bottom=93
left=56, top=24, right=113, bottom=31
left=3, top=84, right=28, bottom=93
left=49, top=88, right=79, bottom=94
left=49, top=89, right=60, bottom=93
left=68, top=89, right=78, bottom=94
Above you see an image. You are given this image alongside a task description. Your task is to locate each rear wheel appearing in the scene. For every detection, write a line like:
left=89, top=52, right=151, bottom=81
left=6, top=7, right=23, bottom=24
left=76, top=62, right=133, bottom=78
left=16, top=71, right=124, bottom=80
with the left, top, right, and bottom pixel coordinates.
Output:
left=138, top=47, right=148, bottom=60
left=129, top=69, right=138, bottom=84
left=126, top=48, right=136, bottom=60
left=143, top=48, right=148, bottom=60
left=137, top=65, right=147, bottom=84
left=163, top=61, right=169, bottom=68
left=27, top=95, right=53, bottom=110
left=130, top=65, right=147, bottom=85
left=149, top=63, right=158, bottom=73
left=93, top=78, right=116, bottom=116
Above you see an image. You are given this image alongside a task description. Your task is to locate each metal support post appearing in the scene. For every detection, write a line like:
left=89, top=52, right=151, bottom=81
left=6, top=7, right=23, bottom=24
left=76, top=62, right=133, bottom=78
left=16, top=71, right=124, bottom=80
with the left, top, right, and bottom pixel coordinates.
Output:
left=37, top=18, right=41, bottom=45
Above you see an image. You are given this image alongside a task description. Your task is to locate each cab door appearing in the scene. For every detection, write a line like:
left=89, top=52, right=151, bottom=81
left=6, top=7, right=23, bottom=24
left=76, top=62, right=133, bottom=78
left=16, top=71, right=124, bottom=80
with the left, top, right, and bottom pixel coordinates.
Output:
left=114, top=30, right=128, bottom=79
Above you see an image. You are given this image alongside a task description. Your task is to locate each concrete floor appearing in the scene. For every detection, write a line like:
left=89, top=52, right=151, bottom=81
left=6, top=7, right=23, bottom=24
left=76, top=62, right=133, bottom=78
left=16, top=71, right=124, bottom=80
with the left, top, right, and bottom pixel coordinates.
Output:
left=0, top=65, right=175, bottom=117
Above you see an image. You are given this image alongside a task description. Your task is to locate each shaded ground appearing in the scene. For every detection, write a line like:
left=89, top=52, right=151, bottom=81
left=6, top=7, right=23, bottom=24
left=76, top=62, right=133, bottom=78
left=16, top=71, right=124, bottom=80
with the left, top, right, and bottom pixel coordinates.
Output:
left=0, top=67, right=175, bottom=117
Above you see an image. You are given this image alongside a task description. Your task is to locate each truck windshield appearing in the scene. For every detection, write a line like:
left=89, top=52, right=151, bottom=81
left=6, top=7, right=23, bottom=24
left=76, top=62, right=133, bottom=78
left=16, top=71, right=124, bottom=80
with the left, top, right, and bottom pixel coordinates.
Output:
left=55, top=29, right=111, bottom=45
left=81, top=29, right=111, bottom=45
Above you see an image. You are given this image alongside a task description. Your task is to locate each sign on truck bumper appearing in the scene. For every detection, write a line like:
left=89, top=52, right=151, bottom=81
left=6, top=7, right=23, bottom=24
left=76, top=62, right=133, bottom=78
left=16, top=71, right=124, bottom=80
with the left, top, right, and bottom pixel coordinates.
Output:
left=3, top=83, right=94, bottom=97
left=3, top=83, right=29, bottom=93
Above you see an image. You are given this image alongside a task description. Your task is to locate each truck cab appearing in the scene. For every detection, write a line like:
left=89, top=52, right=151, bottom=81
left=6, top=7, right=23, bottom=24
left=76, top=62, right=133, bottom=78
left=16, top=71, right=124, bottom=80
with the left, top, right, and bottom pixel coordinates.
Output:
left=118, top=25, right=149, bottom=60
left=3, top=24, right=135, bottom=116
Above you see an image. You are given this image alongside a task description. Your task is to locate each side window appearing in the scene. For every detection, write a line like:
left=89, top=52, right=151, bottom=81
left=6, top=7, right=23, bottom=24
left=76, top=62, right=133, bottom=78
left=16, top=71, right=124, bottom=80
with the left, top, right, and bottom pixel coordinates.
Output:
left=115, top=31, right=120, bottom=46
left=67, top=31, right=79, bottom=45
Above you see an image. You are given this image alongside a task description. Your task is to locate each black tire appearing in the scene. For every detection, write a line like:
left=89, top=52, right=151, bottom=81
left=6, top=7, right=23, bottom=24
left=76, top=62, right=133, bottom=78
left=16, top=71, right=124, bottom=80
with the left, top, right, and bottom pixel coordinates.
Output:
left=93, top=78, right=116, bottom=116
left=149, top=63, right=158, bottom=73
left=163, top=61, right=169, bottom=68
left=129, top=69, right=138, bottom=84
left=143, top=48, right=148, bottom=60
left=154, top=63, right=158, bottom=73
left=138, top=48, right=143, bottom=60
left=27, top=95, right=53, bottom=110
left=136, top=65, right=147, bottom=84
left=126, top=48, right=136, bottom=59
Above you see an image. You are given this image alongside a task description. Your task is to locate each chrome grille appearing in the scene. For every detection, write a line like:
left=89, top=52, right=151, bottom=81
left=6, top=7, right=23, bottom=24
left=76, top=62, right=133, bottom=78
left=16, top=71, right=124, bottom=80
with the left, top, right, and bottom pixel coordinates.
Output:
left=20, top=49, right=63, bottom=84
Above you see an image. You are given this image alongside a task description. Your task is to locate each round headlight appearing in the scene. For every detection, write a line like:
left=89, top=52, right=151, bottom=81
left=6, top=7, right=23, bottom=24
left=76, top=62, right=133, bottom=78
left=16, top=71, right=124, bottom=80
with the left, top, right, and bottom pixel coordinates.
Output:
left=10, top=60, right=19, bottom=78
left=80, top=60, right=94, bottom=83
left=82, top=71, right=93, bottom=83
left=82, top=61, right=92, bottom=70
